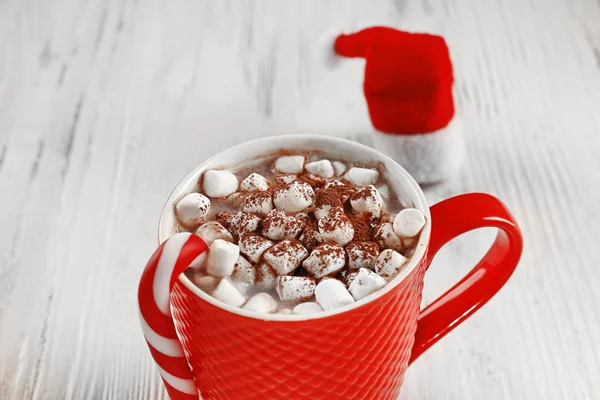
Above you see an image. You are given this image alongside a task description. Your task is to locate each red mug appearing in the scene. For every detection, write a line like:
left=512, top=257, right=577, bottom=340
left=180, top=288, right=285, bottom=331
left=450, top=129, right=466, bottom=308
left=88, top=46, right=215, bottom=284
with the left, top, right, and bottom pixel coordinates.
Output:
left=138, top=135, right=523, bottom=400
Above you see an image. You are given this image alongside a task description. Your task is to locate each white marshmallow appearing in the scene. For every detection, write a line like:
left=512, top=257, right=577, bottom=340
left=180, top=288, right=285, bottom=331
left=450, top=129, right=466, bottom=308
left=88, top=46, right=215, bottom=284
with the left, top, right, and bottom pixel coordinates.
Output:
left=393, top=208, right=426, bottom=238
left=298, top=223, right=323, bottom=251
left=242, top=292, right=278, bottom=313
left=263, top=240, right=308, bottom=275
left=190, top=273, right=220, bottom=293
left=211, top=278, right=246, bottom=307
left=373, top=222, right=403, bottom=252
left=350, top=185, right=383, bottom=217
left=241, top=191, right=274, bottom=216
left=318, top=208, right=354, bottom=246
left=225, top=192, right=247, bottom=208
left=276, top=276, right=316, bottom=301
left=175, top=193, right=211, bottom=228
left=293, top=302, right=323, bottom=315
left=262, top=210, right=303, bottom=241
left=344, top=167, right=379, bottom=187
left=273, top=180, right=315, bottom=213
left=217, top=211, right=261, bottom=238
left=275, top=156, right=305, bottom=174
left=302, top=243, right=346, bottom=278
left=228, top=276, right=252, bottom=297
left=255, top=263, right=278, bottom=289
left=377, top=184, right=390, bottom=199
left=348, top=268, right=387, bottom=300
left=239, top=233, right=274, bottom=263
left=195, top=221, right=234, bottom=245
left=305, top=160, right=334, bottom=178
left=202, top=170, right=239, bottom=198
left=325, top=179, right=346, bottom=189
left=324, top=180, right=354, bottom=202
left=346, top=271, right=357, bottom=286
left=278, top=308, right=294, bottom=315
left=315, top=279, right=355, bottom=311
left=232, top=255, right=255, bottom=284
left=275, top=175, right=297, bottom=185
left=240, top=173, right=270, bottom=192
left=346, top=241, right=380, bottom=270
left=314, top=203, right=335, bottom=220
left=206, top=239, right=240, bottom=277
left=332, top=161, right=347, bottom=176
left=375, top=249, right=408, bottom=281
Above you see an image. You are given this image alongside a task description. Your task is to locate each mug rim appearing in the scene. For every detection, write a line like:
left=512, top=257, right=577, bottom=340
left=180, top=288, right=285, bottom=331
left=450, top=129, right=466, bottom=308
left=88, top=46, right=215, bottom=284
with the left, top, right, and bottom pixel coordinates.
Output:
left=159, top=134, right=431, bottom=321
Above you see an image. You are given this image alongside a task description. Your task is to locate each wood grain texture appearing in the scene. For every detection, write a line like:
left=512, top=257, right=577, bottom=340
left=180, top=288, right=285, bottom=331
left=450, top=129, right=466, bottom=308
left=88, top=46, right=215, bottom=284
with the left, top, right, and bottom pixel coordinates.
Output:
left=1, top=0, right=599, bottom=399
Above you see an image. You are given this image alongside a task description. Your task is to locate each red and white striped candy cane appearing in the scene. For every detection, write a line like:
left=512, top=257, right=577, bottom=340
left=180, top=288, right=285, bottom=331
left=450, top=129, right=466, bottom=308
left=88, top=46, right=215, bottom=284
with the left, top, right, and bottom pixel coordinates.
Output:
left=138, top=232, right=208, bottom=400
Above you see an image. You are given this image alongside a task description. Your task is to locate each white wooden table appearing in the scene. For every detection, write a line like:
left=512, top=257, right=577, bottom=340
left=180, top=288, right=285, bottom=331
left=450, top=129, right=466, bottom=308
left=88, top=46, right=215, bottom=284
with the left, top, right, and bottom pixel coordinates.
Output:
left=1, top=0, right=599, bottom=399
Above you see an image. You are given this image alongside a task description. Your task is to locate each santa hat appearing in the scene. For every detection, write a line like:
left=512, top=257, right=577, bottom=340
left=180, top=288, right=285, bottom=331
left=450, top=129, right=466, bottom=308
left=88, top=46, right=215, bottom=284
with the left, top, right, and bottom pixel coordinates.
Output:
left=326, top=27, right=463, bottom=184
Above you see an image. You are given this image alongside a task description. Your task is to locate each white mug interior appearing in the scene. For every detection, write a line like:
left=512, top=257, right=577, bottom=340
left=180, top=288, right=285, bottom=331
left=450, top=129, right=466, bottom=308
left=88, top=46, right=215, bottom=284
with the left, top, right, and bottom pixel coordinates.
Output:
left=159, top=134, right=431, bottom=321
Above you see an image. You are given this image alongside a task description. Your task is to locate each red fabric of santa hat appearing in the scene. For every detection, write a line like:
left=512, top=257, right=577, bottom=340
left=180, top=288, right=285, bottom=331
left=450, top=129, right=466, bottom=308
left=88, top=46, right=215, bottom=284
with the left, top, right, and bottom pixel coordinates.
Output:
left=334, top=27, right=463, bottom=184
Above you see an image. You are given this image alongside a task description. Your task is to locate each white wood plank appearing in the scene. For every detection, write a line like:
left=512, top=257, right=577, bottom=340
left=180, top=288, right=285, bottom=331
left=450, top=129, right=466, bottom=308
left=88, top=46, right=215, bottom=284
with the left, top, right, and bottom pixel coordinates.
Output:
left=0, top=0, right=599, bottom=398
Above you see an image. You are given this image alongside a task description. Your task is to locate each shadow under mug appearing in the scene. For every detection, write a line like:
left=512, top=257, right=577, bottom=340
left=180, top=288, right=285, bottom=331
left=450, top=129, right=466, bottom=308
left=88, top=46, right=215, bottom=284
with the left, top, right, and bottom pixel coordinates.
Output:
left=138, top=135, right=523, bottom=400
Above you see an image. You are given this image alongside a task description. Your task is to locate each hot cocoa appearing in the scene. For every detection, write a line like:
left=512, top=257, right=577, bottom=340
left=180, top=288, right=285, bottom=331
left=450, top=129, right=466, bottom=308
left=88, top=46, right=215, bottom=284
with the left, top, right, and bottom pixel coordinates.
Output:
left=175, top=153, right=426, bottom=315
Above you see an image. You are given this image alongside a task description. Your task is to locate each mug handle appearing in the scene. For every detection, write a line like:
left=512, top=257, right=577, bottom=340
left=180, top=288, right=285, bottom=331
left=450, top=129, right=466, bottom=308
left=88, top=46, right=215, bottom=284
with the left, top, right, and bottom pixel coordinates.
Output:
left=409, top=193, right=523, bottom=364
left=138, top=232, right=208, bottom=400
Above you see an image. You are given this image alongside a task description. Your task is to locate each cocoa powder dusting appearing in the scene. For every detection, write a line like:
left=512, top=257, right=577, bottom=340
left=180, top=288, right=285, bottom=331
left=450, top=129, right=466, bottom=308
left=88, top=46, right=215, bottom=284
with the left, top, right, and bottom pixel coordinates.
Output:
left=347, top=212, right=374, bottom=242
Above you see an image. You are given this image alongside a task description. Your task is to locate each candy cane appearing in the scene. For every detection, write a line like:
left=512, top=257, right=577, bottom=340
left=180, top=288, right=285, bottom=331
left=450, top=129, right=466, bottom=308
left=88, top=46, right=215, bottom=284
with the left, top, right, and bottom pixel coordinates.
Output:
left=138, top=232, right=208, bottom=400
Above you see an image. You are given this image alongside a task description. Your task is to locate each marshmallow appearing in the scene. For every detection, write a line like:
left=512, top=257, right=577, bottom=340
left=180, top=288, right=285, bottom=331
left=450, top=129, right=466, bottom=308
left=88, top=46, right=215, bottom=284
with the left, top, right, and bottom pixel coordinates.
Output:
left=325, top=179, right=346, bottom=189
left=348, top=268, right=387, bottom=300
left=211, top=278, right=246, bottom=307
left=318, top=207, right=354, bottom=246
left=293, top=302, right=323, bottom=315
left=295, top=212, right=312, bottom=224
left=299, top=221, right=323, bottom=251
left=278, top=308, right=294, bottom=315
left=273, top=180, right=315, bottom=213
left=314, top=203, right=334, bottom=220
left=305, top=160, right=334, bottom=178
left=393, top=208, right=426, bottom=238
left=175, top=193, right=211, bottom=228
left=275, top=175, right=297, bottom=185
left=350, top=185, right=383, bottom=217
left=276, top=276, right=316, bottom=301
left=239, top=233, right=274, bottom=263
left=315, top=279, right=355, bottom=311
left=232, top=255, right=255, bottom=284
left=262, top=210, right=304, bottom=241
left=302, top=243, right=346, bottom=278
left=202, top=170, right=239, bottom=198
left=324, top=180, right=354, bottom=202
left=332, top=161, right=347, bottom=176
left=346, top=241, right=380, bottom=270
left=255, top=263, right=278, bottom=289
left=190, top=273, right=220, bottom=293
left=206, top=239, right=240, bottom=277
left=241, top=191, right=274, bottom=216
left=225, top=192, right=247, bottom=208
left=374, top=249, right=408, bottom=281
left=242, top=292, right=278, bottom=313
left=195, top=221, right=234, bottom=245
left=263, top=239, right=308, bottom=275
left=377, top=184, right=390, bottom=199
left=217, top=211, right=261, bottom=238
left=313, top=187, right=344, bottom=220
left=274, top=155, right=305, bottom=174
left=373, top=222, right=403, bottom=252
left=344, top=167, right=379, bottom=187
left=346, top=271, right=357, bottom=286
left=240, top=173, right=270, bottom=192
